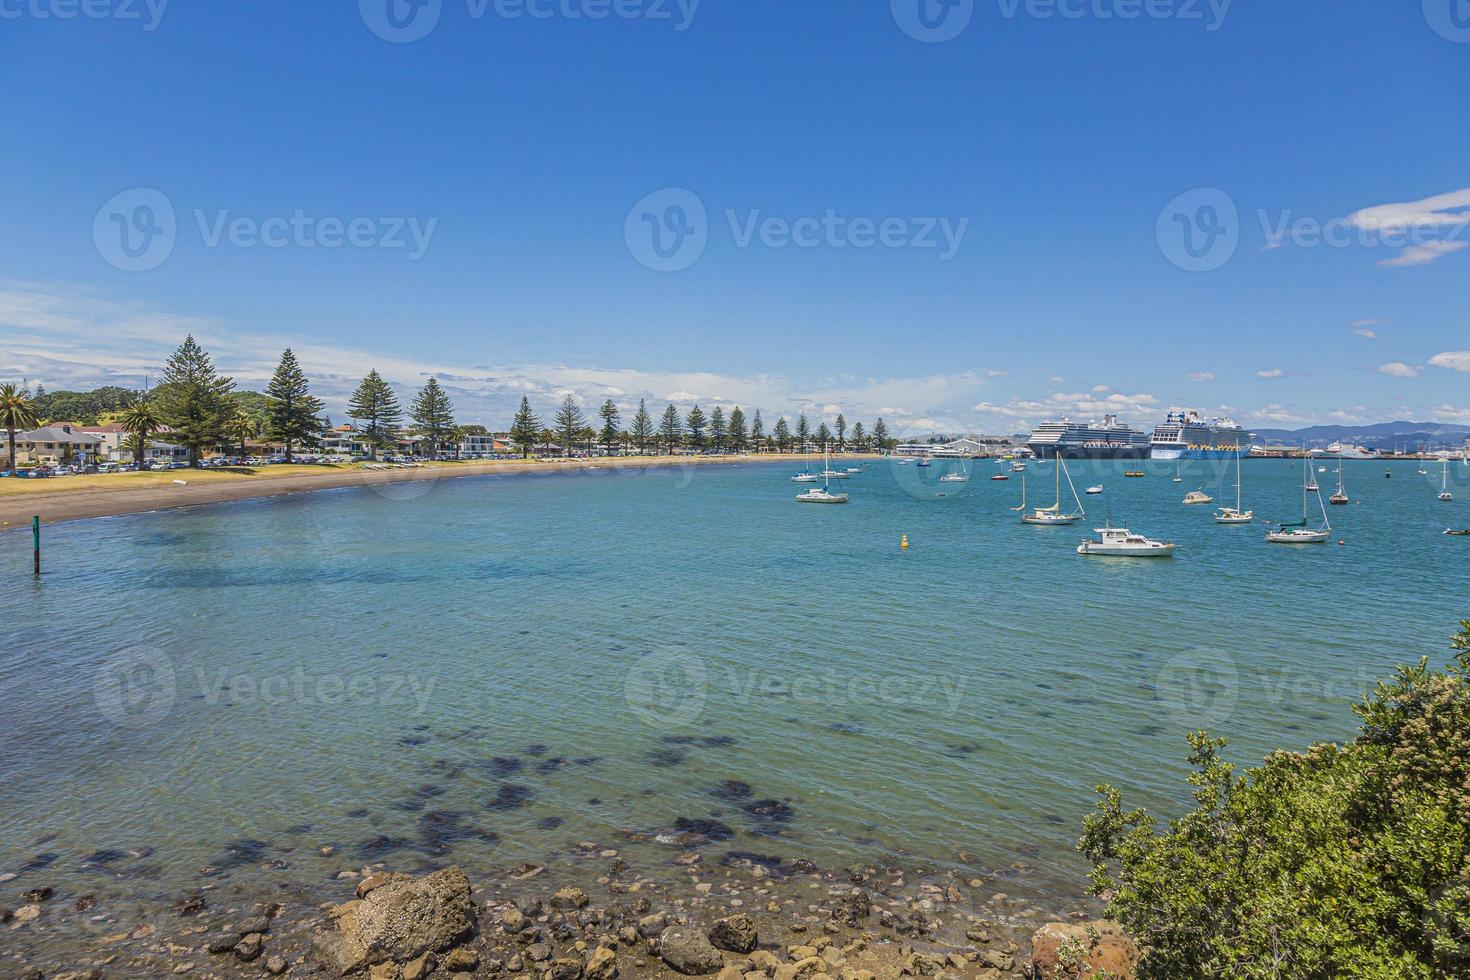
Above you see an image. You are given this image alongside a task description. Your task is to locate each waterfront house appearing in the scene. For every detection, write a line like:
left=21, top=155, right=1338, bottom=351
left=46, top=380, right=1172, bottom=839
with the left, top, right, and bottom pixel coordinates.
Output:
left=13, top=425, right=105, bottom=466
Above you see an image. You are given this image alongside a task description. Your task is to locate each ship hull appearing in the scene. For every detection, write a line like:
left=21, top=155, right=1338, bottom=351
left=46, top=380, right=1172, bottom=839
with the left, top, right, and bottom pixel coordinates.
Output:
left=1027, top=444, right=1151, bottom=460
left=1150, top=446, right=1248, bottom=461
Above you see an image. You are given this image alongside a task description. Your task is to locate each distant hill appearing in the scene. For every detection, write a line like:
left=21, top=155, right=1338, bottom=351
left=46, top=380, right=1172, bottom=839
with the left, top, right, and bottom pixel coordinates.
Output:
left=1255, top=420, right=1470, bottom=450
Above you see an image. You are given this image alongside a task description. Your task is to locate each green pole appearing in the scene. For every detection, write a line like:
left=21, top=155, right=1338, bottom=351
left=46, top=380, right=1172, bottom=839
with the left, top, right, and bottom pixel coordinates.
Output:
left=32, top=516, right=40, bottom=576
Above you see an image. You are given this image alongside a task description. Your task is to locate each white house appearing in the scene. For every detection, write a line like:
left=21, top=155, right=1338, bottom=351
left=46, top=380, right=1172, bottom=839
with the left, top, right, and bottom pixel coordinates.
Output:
left=11, top=426, right=105, bottom=466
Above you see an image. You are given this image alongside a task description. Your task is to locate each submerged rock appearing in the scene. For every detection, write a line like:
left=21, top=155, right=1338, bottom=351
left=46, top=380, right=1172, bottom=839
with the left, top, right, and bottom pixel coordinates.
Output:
left=313, top=866, right=477, bottom=974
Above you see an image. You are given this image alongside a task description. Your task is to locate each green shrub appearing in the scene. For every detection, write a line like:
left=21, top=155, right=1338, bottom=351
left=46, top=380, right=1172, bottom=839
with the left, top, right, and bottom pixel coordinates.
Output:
left=1080, top=621, right=1470, bottom=979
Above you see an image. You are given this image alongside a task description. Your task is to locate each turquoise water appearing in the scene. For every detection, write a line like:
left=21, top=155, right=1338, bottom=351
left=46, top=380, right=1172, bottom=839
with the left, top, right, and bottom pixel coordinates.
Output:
left=1, top=457, right=1467, bottom=915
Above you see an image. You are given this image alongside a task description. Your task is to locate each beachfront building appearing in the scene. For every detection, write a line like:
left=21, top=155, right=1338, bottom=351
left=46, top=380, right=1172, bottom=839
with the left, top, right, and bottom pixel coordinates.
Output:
left=11, top=425, right=105, bottom=466
left=320, top=425, right=370, bottom=456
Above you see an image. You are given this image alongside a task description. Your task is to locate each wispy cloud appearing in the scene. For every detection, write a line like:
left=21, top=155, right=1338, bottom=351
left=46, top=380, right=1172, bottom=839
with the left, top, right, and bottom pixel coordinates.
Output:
left=1377, top=362, right=1421, bottom=378
left=1351, top=319, right=1379, bottom=339
left=1186, top=371, right=1215, bottom=382
left=1256, top=369, right=1285, bottom=379
left=1429, top=351, right=1470, bottom=372
left=1377, top=241, right=1469, bottom=268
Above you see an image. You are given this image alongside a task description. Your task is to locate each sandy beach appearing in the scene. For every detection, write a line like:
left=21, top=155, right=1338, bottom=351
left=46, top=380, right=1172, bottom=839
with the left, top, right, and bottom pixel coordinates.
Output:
left=0, top=455, right=879, bottom=530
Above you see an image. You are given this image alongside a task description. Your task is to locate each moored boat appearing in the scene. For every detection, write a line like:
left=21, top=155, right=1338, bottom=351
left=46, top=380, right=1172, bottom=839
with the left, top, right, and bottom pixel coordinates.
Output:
left=1077, top=526, right=1176, bottom=557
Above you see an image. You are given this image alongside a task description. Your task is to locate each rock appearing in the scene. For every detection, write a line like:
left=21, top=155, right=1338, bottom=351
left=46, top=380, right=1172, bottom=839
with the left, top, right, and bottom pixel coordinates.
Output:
left=830, top=892, right=870, bottom=928
left=21, top=886, right=53, bottom=902
left=748, top=950, right=781, bottom=972
left=659, top=925, right=725, bottom=975
left=238, top=914, right=272, bottom=935
left=402, top=951, right=434, bottom=979
left=234, top=933, right=265, bottom=962
left=716, top=967, right=745, bottom=980
left=313, top=866, right=477, bottom=974
left=585, top=945, right=619, bottom=980
left=444, top=946, right=478, bottom=972
left=502, top=907, right=529, bottom=933
left=370, top=964, right=400, bottom=980
left=527, top=942, right=553, bottom=962
left=707, top=913, right=758, bottom=954
left=358, top=873, right=411, bottom=899
left=549, top=956, right=585, bottom=980
left=13, top=905, right=41, bottom=925
left=637, top=913, right=667, bottom=938
left=773, top=957, right=825, bottom=980
left=172, top=893, right=208, bottom=915
left=1030, top=920, right=1138, bottom=980
left=552, top=886, right=590, bottom=910
left=265, top=955, right=289, bottom=975
left=208, top=932, right=241, bottom=954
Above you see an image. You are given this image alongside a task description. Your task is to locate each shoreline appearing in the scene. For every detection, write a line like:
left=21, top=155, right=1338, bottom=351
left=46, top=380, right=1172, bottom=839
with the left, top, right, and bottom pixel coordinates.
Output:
left=0, top=845, right=1076, bottom=979
left=0, top=455, right=881, bottom=531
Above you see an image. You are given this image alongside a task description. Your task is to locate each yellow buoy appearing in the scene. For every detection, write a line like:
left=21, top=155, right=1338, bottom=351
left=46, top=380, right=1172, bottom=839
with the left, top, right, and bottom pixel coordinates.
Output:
left=900, top=534, right=909, bottom=550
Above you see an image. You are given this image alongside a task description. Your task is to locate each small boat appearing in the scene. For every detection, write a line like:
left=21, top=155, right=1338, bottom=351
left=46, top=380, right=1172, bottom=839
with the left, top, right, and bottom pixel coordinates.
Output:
left=896, top=458, right=912, bottom=466
left=1267, top=453, right=1332, bottom=544
left=797, top=448, right=849, bottom=504
left=916, top=459, right=932, bottom=468
left=1440, top=459, right=1454, bottom=502
left=845, top=466, right=863, bottom=475
left=1182, top=489, right=1213, bottom=505
left=1329, top=456, right=1348, bottom=505
left=939, top=461, right=970, bottom=484
left=791, top=472, right=821, bottom=483
left=1214, top=451, right=1253, bottom=524
left=1077, top=526, right=1176, bottom=558
left=1172, top=462, right=1183, bottom=484
left=1011, top=462, right=1026, bottom=472
left=1124, top=470, right=1145, bottom=478
left=796, top=486, right=848, bottom=504
left=819, top=469, right=850, bottom=480
left=1385, top=468, right=1392, bottom=479
left=1085, top=485, right=1103, bottom=495
left=1016, top=458, right=1086, bottom=526
left=1445, top=529, right=1470, bottom=536
left=990, top=473, right=1010, bottom=481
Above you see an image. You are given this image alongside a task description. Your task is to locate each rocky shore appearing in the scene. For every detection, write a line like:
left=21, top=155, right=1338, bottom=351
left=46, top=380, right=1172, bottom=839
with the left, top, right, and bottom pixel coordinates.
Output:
left=2, top=852, right=1137, bottom=980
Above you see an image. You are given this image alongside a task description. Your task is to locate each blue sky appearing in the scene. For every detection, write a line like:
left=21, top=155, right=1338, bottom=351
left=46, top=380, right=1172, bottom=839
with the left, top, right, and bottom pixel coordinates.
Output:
left=0, top=0, right=1466, bottom=434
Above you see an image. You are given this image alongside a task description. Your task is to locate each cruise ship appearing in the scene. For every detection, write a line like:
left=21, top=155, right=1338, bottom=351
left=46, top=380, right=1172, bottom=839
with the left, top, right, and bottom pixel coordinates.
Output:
left=1026, top=415, right=1152, bottom=459
left=1150, top=411, right=1254, bottom=460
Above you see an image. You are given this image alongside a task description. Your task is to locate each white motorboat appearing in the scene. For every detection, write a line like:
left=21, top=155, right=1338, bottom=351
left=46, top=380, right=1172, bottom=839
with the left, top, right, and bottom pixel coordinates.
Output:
left=1077, top=526, right=1176, bottom=557
left=1182, top=489, right=1213, bottom=505
left=1085, top=485, right=1103, bottom=495
left=1267, top=453, right=1332, bottom=544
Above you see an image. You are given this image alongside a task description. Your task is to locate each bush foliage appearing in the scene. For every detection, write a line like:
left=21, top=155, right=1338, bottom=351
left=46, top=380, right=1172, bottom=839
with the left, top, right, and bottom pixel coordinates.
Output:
left=1080, top=622, right=1470, bottom=979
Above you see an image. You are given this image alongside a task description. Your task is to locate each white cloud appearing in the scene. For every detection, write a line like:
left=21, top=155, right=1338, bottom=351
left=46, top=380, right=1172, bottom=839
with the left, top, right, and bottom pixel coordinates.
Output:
left=1256, top=369, right=1285, bottom=379
left=1377, top=241, right=1469, bottom=267
left=1349, top=187, right=1470, bottom=233
left=1377, top=362, right=1421, bottom=378
left=1091, top=384, right=1110, bottom=393
left=1352, top=324, right=1377, bottom=339
left=1432, top=404, right=1470, bottom=424
left=1429, top=351, right=1470, bottom=372
left=985, top=369, right=1009, bottom=378
left=1185, top=371, right=1215, bottom=382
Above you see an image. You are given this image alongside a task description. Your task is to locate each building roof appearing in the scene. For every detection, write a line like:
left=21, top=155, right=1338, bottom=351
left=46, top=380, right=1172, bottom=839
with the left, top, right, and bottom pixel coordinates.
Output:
left=18, top=426, right=104, bottom=445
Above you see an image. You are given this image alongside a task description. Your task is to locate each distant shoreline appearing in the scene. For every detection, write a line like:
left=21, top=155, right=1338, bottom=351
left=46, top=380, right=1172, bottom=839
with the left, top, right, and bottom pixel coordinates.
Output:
left=0, top=454, right=882, bottom=531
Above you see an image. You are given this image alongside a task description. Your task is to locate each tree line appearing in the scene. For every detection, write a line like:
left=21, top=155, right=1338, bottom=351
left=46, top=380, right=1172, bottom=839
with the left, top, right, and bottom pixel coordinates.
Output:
left=3, top=335, right=897, bottom=470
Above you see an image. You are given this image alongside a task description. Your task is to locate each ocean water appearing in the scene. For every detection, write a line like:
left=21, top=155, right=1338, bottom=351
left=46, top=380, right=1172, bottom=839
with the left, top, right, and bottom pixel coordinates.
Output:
left=1, top=457, right=1467, bottom=917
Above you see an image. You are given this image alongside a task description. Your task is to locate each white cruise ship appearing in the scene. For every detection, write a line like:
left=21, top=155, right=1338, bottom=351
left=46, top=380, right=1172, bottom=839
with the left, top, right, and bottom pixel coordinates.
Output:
left=1026, top=414, right=1151, bottom=460
left=1150, top=411, right=1253, bottom=460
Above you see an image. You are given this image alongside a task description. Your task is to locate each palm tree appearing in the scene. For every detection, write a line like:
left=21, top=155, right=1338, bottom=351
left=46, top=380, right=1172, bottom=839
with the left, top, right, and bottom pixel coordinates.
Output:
left=225, top=410, right=262, bottom=457
left=119, top=396, right=163, bottom=469
left=1, top=383, right=40, bottom=474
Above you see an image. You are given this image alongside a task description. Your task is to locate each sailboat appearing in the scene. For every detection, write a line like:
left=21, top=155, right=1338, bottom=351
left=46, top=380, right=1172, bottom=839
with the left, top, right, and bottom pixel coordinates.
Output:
left=1018, top=454, right=1085, bottom=525
left=1215, top=450, right=1253, bottom=523
left=797, top=446, right=849, bottom=504
left=1172, top=462, right=1183, bottom=484
left=1440, top=458, right=1454, bottom=502
left=939, top=460, right=969, bottom=483
left=1329, top=456, right=1349, bottom=505
left=1266, top=454, right=1332, bottom=543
